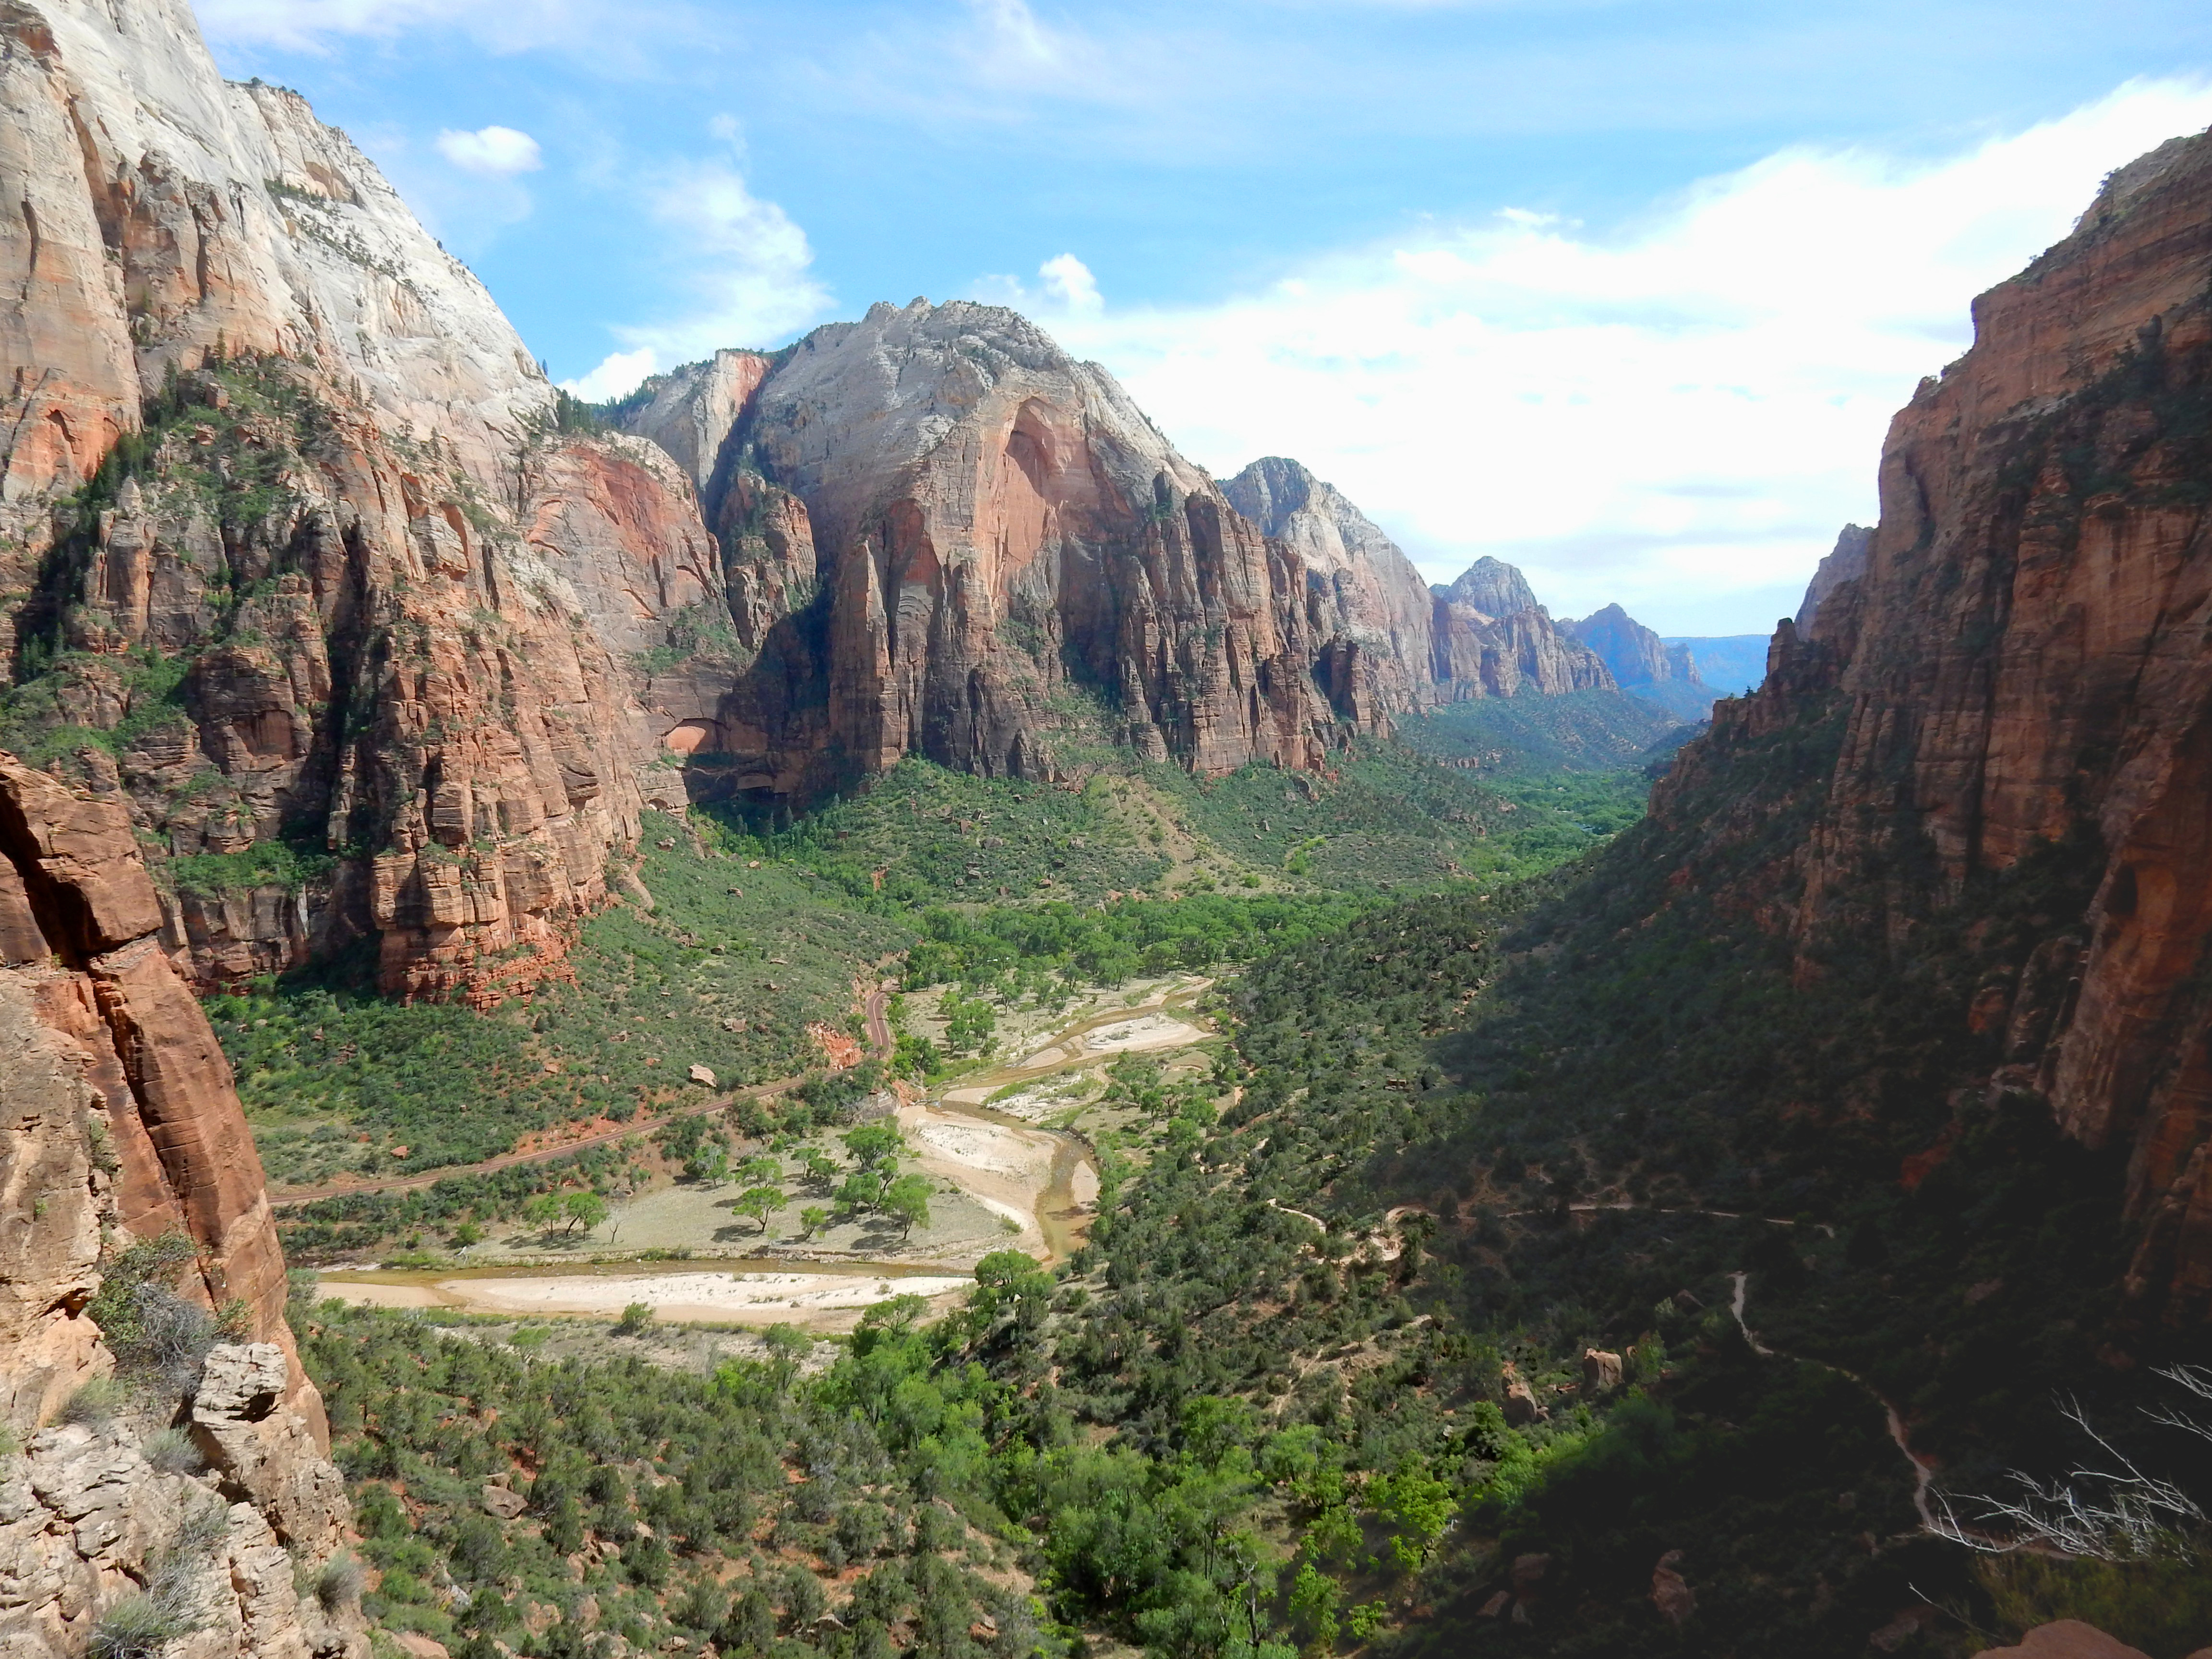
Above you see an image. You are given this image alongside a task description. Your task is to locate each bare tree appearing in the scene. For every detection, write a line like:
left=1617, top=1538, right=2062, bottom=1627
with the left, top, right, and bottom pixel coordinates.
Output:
left=1932, top=1365, right=2212, bottom=1559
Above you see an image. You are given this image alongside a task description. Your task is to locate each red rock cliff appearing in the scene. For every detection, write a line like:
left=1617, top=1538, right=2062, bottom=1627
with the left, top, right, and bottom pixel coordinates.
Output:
left=1653, top=127, right=2212, bottom=1318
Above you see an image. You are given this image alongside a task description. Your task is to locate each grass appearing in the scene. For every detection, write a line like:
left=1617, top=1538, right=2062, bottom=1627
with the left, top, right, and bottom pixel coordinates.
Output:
left=223, top=811, right=908, bottom=1186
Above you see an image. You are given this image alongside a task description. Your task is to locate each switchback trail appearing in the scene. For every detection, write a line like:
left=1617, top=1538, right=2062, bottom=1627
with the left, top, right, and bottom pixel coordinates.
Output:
left=1729, top=1271, right=1939, bottom=1531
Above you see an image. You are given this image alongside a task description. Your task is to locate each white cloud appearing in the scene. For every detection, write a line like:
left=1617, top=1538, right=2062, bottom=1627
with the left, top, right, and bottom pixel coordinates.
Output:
left=560, top=347, right=659, bottom=403
left=435, top=125, right=543, bottom=175
left=1038, top=254, right=1103, bottom=316
left=558, top=157, right=829, bottom=396
left=1034, top=78, right=2212, bottom=634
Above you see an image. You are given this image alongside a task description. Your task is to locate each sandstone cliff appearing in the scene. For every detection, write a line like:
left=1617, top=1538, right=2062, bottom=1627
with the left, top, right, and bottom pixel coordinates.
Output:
left=1563, top=602, right=1711, bottom=720
left=1427, top=558, right=1615, bottom=701
left=1651, top=125, right=2212, bottom=1319
left=0, top=751, right=361, bottom=1657
left=1794, top=523, right=1872, bottom=631
left=0, top=0, right=723, bottom=1002
left=621, top=302, right=1386, bottom=796
left=1221, top=456, right=1441, bottom=719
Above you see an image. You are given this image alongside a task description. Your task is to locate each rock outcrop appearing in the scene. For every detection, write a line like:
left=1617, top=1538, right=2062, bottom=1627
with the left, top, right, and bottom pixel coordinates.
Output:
left=1563, top=602, right=1711, bottom=720
left=1651, top=125, right=2212, bottom=1319
left=0, top=0, right=723, bottom=1001
left=1794, top=524, right=1872, bottom=631
left=0, top=751, right=361, bottom=1657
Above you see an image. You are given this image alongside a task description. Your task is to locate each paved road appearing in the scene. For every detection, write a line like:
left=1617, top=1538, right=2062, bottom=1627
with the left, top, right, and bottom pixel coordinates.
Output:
left=272, top=983, right=901, bottom=1211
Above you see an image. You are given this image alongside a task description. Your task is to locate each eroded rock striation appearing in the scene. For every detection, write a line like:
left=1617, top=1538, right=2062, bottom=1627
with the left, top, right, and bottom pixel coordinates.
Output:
left=0, top=0, right=721, bottom=1002
left=0, top=752, right=361, bottom=1657
left=1652, top=127, right=2212, bottom=1318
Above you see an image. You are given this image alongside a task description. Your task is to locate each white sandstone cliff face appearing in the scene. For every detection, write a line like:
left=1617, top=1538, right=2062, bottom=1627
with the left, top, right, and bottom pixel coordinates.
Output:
left=1221, top=456, right=1442, bottom=719
left=0, top=0, right=546, bottom=538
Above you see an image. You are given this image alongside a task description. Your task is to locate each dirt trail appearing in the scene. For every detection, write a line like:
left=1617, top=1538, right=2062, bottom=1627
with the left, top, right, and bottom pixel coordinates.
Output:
left=1728, top=1271, right=1938, bottom=1530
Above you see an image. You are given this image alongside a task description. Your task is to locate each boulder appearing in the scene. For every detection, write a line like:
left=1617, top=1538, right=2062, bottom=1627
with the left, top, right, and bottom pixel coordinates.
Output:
left=1582, top=1348, right=1624, bottom=1395
left=1649, top=1550, right=1695, bottom=1626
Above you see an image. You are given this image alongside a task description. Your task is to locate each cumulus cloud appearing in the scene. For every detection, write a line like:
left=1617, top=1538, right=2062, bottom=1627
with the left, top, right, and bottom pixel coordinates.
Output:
left=562, top=156, right=832, bottom=404
left=435, top=125, right=543, bottom=175
left=559, top=348, right=657, bottom=402
left=1038, top=253, right=1103, bottom=317
left=1031, top=78, right=2212, bottom=634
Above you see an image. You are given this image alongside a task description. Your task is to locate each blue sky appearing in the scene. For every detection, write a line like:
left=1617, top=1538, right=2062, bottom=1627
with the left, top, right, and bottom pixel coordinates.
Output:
left=199, top=0, right=2212, bottom=633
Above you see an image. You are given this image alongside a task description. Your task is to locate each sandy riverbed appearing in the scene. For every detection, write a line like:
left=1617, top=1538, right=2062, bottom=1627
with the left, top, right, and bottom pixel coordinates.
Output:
left=320, top=1269, right=973, bottom=1331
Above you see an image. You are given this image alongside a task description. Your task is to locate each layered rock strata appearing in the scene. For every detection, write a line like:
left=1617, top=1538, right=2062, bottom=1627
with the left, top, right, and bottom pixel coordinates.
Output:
left=1652, top=126, right=2212, bottom=1318
left=0, top=752, right=360, bottom=1656
left=0, top=0, right=720, bottom=1001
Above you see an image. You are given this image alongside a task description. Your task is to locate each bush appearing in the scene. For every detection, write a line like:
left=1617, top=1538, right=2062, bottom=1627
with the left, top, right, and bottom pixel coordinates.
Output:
left=57, top=1376, right=125, bottom=1428
left=141, top=1428, right=203, bottom=1475
left=315, top=1551, right=364, bottom=1615
left=86, top=1593, right=193, bottom=1659
left=613, top=1302, right=654, bottom=1337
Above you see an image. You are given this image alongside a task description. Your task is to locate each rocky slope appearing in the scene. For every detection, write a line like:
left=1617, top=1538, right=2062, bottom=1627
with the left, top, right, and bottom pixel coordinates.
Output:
left=1563, top=601, right=1712, bottom=720
left=0, top=752, right=361, bottom=1657
left=0, top=0, right=724, bottom=1002
left=0, top=0, right=1621, bottom=1006
left=1652, top=125, right=2212, bottom=1319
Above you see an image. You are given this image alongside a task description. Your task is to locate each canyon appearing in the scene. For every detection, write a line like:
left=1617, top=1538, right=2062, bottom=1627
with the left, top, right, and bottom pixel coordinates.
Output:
left=1, top=0, right=1624, bottom=1012
left=1650, top=127, right=2212, bottom=1322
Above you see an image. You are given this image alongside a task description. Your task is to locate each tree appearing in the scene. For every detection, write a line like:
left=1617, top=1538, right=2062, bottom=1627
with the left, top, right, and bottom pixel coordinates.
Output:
left=836, top=1169, right=887, bottom=1217
left=563, top=1191, right=608, bottom=1236
left=883, top=1175, right=932, bottom=1239
left=734, top=1185, right=785, bottom=1236
left=841, top=1122, right=905, bottom=1172
left=799, top=1206, right=830, bottom=1241
left=802, top=1151, right=839, bottom=1190
left=613, top=1302, right=653, bottom=1337
left=521, top=1193, right=562, bottom=1237
left=737, top=1154, right=782, bottom=1188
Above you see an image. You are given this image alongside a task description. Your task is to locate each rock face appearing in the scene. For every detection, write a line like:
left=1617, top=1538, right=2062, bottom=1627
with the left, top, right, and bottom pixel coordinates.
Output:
left=1563, top=603, right=1712, bottom=720
left=1652, top=127, right=2212, bottom=1319
left=1221, top=456, right=1442, bottom=720
left=1794, top=524, right=1872, bottom=631
left=0, top=754, right=361, bottom=1657
left=0, top=0, right=1620, bottom=1004
left=0, top=0, right=720, bottom=1002
left=625, top=301, right=1373, bottom=795
left=1428, top=560, right=1615, bottom=701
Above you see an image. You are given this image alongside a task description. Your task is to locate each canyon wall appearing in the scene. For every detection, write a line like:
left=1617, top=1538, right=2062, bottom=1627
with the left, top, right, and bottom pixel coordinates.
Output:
left=1652, top=127, right=2212, bottom=1318
left=1223, top=457, right=1615, bottom=709
left=1563, top=602, right=1711, bottom=720
left=0, top=753, right=361, bottom=1657
left=1, top=0, right=1623, bottom=1007
left=0, top=0, right=720, bottom=1002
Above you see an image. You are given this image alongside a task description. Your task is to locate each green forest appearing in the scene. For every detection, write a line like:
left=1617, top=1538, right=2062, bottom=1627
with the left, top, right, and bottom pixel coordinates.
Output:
left=276, top=679, right=2210, bottom=1658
